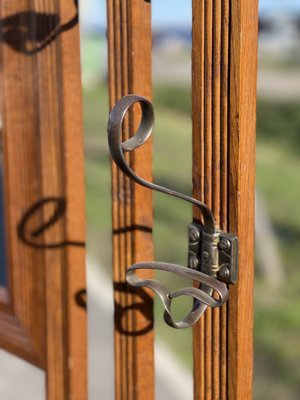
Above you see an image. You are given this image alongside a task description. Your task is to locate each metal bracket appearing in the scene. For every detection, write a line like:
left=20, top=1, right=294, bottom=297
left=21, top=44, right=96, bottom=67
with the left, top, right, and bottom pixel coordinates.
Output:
left=188, top=223, right=238, bottom=284
left=107, top=94, right=239, bottom=329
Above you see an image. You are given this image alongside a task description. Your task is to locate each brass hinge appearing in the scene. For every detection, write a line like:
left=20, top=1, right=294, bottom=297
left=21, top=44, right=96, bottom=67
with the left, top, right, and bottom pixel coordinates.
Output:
left=188, top=223, right=238, bottom=285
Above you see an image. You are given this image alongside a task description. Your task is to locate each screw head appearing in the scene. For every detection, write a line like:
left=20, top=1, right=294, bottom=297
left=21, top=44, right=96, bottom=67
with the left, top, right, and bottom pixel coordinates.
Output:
left=202, top=251, right=210, bottom=261
left=219, top=238, right=230, bottom=251
left=218, top=265, right=230, bottom=282
left=189, top=255, right=199, bottom=270
left=189, top=228, right=200, bottom=242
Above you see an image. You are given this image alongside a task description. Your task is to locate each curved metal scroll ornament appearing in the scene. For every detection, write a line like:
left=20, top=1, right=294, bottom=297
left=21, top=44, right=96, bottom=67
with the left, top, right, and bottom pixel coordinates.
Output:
left=108, top=94, right=229, bottom=329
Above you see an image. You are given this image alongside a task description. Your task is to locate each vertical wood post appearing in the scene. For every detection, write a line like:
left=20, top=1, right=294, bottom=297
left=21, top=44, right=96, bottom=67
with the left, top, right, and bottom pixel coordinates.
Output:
left=107, top=1, right=154, bottom=399
left=0, top=1, right=87, bottom=399
left=228, top=1, right=258, bottom=398
left=46, top=2, right=87, bottom=399
left=192, top=1, right=258, bottom=399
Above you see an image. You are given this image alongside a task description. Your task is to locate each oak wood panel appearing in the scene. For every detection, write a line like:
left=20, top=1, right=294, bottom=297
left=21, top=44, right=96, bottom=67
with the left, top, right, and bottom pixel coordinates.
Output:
left=0, top=1, right=87, bottom=398
left=107, top=1, right=154, bottom=399
left=192, top=0, right=258, bottom=399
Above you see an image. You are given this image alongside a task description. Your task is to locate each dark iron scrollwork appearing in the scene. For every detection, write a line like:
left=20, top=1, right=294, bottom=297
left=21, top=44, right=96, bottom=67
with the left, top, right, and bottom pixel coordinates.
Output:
left=108, top=95, right=238, bottom=329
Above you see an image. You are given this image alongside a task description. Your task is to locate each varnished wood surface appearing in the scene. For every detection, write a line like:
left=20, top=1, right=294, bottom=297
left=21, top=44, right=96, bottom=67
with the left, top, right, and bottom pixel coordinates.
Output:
left=192, top=0, right=258, bottom=399
left=107, top=1, right=154, bottom=399
left=228, top=1, right=258, bottom=398
left=0, top=1, right=87, bottom=399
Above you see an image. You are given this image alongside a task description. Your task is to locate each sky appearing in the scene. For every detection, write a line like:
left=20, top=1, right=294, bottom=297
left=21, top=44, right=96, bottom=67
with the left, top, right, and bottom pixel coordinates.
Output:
left=260, top=0, right=300, bottom=15
left=80, top=0, right=300, bottom=31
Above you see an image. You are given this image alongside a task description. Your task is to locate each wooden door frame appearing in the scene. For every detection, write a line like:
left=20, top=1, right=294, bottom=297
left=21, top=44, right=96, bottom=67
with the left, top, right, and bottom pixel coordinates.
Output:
left=0, top=1, right=87, bottom=399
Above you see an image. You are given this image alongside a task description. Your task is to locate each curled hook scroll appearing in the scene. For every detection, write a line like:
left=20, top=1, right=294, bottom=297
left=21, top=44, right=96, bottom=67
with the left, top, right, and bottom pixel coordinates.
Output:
left=107, top=94, right=216, bottom=234
left=108, top=95, right=229, bottom=329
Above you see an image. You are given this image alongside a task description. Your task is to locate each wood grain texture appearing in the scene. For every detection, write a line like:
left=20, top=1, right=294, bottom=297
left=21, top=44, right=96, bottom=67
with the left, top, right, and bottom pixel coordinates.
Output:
left=192, top=0, right=258, bottom=399
left=228, top=1, right=258, bottom=398
left=0, top=1, right=87, bottom=399
left=107, top=1, right=154, bottom=399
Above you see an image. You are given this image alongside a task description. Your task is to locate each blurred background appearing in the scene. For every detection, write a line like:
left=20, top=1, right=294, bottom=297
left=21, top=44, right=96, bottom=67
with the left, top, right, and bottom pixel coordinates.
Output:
left=0, top=0, right=300, bottom=399
left=81, top=0, right=300, bottom=399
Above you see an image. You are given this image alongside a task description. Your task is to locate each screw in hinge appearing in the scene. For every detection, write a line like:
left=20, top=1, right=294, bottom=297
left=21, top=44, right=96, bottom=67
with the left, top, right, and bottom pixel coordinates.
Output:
left=219, top=238, right=231, bottom=251
left=189, top=255, right=199, bottom=270
left=189, top=228, right=200, bottom=242
left=202, top=251, right=210, bottom=261
left=217, top=265, right=231, bottom=282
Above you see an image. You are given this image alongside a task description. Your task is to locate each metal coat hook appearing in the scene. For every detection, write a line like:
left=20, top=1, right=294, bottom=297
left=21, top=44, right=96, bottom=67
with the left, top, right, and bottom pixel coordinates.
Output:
left=108, top=94, right=238, bottom=329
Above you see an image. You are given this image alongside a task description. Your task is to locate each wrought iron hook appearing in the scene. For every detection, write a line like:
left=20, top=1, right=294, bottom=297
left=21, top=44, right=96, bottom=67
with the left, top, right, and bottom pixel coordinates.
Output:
left=126, top=262, right=229, bottom=329
left=108, top=94, right=216, bottom=234
left=108, top=95, right=238, bottom=329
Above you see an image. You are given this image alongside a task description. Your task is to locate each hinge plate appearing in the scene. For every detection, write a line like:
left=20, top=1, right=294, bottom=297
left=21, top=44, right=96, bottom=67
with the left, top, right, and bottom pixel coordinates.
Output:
left=188, top=223, right=238, bottom=285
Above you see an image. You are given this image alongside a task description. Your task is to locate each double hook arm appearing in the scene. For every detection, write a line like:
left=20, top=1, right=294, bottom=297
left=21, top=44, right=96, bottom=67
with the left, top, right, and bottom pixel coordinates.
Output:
left=108, top=95, right=236, bottom=329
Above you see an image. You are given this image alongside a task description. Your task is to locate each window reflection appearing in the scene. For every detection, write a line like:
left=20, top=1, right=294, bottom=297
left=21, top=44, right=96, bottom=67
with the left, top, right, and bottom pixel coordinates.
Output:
left=0, top=122, right=7, bottom=288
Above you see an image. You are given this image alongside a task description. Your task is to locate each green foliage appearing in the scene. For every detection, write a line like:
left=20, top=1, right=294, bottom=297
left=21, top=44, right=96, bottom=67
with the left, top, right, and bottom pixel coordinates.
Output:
left=257, top=100, right=300, bottom=154
left=153, top=85, right=192, bottom=115
left=255, top=100, right=300, bottom=399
